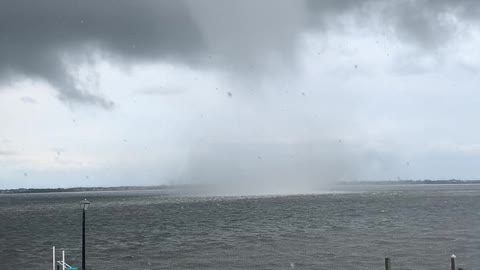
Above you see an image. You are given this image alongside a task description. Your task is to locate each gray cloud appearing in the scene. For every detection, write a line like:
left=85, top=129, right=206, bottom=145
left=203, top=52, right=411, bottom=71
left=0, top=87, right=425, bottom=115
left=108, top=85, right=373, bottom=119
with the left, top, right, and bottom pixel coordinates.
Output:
left=136, top=87, right=188, bottom=96
left=308, top=0, right=480, bottom=49
left=20, top=96, right=37, bottom=104
left=1, top=0, right=480, bottom=107
left=0, top=151, right=15, bottom=156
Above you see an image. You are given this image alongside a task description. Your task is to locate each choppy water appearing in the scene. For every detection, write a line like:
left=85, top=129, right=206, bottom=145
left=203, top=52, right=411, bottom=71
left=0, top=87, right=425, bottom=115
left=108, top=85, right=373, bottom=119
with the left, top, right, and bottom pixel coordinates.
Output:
left=1, top=184, right=479, bottom=269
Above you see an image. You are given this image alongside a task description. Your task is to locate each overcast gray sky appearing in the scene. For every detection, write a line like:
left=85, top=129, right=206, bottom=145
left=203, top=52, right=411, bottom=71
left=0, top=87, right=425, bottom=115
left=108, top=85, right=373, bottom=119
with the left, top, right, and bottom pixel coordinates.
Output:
left=1, top=0, right=480, bottom=191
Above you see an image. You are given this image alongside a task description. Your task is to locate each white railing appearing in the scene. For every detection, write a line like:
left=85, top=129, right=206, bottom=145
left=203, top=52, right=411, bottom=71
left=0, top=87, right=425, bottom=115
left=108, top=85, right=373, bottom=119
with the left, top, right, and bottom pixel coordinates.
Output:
left=52, top=246, right=74, bottom=270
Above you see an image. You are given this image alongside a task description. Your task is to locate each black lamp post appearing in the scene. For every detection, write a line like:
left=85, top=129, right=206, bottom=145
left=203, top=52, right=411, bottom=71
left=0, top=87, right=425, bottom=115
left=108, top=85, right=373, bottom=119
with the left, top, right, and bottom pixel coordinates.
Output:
left=80, top=199, right=91, bottom=270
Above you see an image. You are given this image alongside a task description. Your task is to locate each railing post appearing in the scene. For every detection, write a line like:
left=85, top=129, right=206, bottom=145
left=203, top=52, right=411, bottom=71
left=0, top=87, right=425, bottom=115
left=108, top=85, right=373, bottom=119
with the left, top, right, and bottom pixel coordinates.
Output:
left=451, top=254, right=456, bottom=270
left=52, top=246, right=56, bottom=270
left=385, top=258, right=391, bottom=270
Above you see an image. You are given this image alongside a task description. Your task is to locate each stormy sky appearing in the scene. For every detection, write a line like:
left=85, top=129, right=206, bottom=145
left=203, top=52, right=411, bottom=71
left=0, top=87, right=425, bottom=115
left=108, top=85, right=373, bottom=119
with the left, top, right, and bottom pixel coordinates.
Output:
left=2, top=0, right=480, bottom=191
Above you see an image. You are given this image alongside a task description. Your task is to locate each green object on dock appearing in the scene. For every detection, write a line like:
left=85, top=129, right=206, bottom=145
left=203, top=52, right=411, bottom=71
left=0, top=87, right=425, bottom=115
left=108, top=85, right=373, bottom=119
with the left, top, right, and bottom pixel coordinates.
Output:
left=67, top=268, right=78, bottom=270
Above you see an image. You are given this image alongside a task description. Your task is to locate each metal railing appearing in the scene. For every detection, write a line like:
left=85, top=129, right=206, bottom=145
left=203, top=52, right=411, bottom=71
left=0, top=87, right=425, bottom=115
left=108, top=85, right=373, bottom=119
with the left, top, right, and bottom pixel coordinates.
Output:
left=53, top=246, right=76, bottom=270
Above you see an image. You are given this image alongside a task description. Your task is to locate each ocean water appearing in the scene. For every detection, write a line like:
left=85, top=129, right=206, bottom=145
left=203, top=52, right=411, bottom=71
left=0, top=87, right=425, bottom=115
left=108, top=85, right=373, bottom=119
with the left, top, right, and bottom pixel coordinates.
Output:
left=1, top=184, right=479, bottom=269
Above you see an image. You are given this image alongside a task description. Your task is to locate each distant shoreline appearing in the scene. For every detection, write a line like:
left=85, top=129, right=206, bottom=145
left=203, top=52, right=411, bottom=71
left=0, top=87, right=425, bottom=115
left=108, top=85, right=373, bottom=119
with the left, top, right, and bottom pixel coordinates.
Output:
left=0, top=185, right=183, bottom=194
left=1, top=180, right=480, bottom=194
left=340, top=179, right=480, bottom=185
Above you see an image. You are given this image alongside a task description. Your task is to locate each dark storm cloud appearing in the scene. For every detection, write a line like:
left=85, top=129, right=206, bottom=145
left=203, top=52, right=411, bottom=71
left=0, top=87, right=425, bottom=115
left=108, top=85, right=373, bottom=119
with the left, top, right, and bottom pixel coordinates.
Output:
left=1, top=0, right=480, bottom=107
left=0, top=0, right=205, bottom=108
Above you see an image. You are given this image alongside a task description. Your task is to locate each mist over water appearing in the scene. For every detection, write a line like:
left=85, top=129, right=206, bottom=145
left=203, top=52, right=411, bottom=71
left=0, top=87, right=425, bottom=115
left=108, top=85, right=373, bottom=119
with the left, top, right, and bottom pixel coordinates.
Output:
left=184, top=141, right=360, bottom=195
